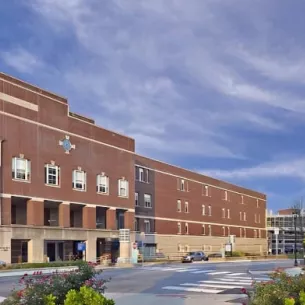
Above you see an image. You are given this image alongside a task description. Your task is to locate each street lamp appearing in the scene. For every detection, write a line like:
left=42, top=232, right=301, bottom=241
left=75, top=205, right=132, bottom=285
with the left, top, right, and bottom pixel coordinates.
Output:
left=292, top=211, right=298, bottom=267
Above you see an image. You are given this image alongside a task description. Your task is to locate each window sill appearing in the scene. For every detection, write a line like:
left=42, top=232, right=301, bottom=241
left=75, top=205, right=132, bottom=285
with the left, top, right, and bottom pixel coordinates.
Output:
left=144, top=206, right=152, bottom=209
left=118, top=195, right=129, bottom=199
left=12, top=178, right=31, bottom=183
left=73, top=188, right=86, bottom=192
left=45, top=184, right=60, bottom=188
left=97, top=192, right=109, bottom=196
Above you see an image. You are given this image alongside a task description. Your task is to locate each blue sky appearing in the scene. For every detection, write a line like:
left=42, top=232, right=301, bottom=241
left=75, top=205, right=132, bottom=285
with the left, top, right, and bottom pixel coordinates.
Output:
left=1, top=0, right=305, bottom=212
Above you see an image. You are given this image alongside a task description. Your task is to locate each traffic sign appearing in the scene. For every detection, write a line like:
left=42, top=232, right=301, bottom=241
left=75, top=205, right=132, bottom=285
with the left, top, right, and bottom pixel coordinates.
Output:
left=77, top=242, right=86, bottom=251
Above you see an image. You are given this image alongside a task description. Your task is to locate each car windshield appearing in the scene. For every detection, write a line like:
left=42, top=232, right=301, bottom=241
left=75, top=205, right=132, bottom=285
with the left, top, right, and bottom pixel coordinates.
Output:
left=188, top=252, right=196, bottom=255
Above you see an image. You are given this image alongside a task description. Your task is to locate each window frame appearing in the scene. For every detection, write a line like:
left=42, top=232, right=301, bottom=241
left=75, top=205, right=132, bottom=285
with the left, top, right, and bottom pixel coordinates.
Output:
left=202, top=225, right=205, bottom=235
left=144, top=193, right=152, bottom=208
left=222, top=208, right=225, bottom=218
left=208, top=205, right=212, bottom=216
left=185, top=222, right=189, bottom=234
left=12, top=157, right=31, bottom=182
left=135, top=192, right=139, bottom=206
left=72, top=169, right=86, bottom=191
left=118, top=179, right=129, bottom=197
left=96, top=174, right=109, bottom=194
left=202, top=205, right=205, bottom=216
left=185, top=202, right=189, bottom=213
left=177, top=222, right=181, bottom=234
left=45, top=164, right=60, bottom=186
left=203, top=185, right=209, bottom=196
left=144, top=220, right=150, bottom=233
left=177, top=200, right=181, bottom=212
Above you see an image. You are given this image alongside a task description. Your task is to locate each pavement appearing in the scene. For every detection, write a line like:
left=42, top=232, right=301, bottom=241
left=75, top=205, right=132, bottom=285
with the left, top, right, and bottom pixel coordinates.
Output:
left=0, top=259, right=300, bottom=304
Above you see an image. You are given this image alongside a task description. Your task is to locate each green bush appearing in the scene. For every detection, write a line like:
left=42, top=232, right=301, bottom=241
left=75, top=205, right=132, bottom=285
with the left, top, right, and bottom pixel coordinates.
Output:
left=226, top=251, right=245, bottom=257
left=0, top=260, right=84, bottom=270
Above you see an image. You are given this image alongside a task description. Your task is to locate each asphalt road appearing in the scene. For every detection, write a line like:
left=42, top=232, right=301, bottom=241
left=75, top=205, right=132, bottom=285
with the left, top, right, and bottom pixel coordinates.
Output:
left=0, top=259, right=297, bottom=305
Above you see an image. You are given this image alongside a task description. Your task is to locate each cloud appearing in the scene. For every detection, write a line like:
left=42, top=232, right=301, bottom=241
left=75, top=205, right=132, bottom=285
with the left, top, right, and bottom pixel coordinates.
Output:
left=1, top=48, right=43, bottom=74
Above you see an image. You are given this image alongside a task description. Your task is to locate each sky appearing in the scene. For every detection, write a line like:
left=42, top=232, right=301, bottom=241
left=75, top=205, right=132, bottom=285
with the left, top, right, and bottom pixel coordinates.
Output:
left=1, top=0, right=305, bottom=212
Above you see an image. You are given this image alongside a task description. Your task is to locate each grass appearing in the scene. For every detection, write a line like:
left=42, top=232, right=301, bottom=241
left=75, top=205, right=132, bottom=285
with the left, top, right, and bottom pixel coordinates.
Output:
left=0, top=260, right=84, bottom=270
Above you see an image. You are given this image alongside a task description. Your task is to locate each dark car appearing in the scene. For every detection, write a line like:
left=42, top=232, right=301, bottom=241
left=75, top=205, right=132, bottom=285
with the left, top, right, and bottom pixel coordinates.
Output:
left=182, top=251, right=209, bottom=263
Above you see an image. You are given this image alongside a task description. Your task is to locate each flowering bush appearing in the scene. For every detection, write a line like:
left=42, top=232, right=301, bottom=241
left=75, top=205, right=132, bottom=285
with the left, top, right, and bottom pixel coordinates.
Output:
left=247, top=269, right=305, bottom=305
left=2, top=262, right=111, bottom=305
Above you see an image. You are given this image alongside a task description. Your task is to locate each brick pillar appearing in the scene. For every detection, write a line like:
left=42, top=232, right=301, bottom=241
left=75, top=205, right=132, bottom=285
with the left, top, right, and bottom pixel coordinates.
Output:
left=106, top=208, right=116, bottom=230
left=83, top=206, right=96, bottom=229
left=124, top=211, right=134, bottom=230
left=27, top=200, right=44, bottom=226
left=59, top=203, right=70, bottom=227
left=1, top=197, right=11, bottom=225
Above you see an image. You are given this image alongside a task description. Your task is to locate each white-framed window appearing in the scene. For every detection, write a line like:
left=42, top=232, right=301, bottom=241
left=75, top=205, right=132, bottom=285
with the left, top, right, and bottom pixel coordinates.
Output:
left=118, top=179, right=129, bottom=197
left=222, top=226, right=226, bottom=236
left=72, top=169, right=86, bottom=191
left=45, top=164, right=60, bottom=186
left=202, top=225, right=205, bottom=235
left=208, top=205, right=212, bottom=216
left=139, top=168, right=144, bottom=182
left=241, top=195, right=244, bottom=204
left=208, top=225, right=212, bottom=236
left=96, top=174, right=109, bottom=194
left=227, top=227, right=230, bottom=236
left=185, top=223, right=189, bottom=234
left=177, top=222, right=181, bottom=234
left=256, top=199, right=259, bottom=208
left=254, top=230, right=257, bottom=238
left=203, top=185, right=209, bottom=196
left=240, top=211, right=242, bottom=221
left=258, top=214, right=261, bottom=223
left=12, top=157, right=31, bottom=181
left=240, top=227, right=243, bottom=237
left=259, top=229, right=261, bottom=238
left=243, top=212, right=246, bottom=221
left=223, top=190, right=228, bottom=201
left=244, top=228, right=246, bottom=238
left=177, top=200, right=181, bottom=212
left=135, top=192, right=139, bottom=206
left=222, top=208, right=225, bottom=218
left=202, top=205, right=205, bottom=215
left=181, top=179, right=185, bottom=191
left=254, top=214, right=257, bottom=223
left=144, top=220, right=150, bottom=233
left=185, top=202, right=189, bottom=213
left=227, top=209, right=230, bottom=219
left=144, top=194, right=152, bottom=208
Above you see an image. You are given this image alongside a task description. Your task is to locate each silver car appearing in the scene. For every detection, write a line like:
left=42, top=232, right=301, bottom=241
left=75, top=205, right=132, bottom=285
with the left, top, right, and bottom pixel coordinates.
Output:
left=182, top=251, right=209, bottom=263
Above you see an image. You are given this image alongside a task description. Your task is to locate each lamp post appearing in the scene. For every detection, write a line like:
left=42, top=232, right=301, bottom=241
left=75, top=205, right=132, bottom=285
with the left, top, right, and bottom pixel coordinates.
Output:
left=293, top=211, right=298, bottom=267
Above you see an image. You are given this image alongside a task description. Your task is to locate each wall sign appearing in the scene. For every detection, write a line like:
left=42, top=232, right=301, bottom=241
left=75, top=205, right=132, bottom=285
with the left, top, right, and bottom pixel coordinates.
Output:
left=59, top=135, right=76, bottom=154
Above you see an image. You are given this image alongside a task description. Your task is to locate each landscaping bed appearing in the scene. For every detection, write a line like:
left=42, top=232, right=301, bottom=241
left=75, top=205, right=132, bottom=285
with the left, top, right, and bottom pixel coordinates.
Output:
left=0, top=261, right=84, bottom=271
left=1, top=261, right=114, bottom=305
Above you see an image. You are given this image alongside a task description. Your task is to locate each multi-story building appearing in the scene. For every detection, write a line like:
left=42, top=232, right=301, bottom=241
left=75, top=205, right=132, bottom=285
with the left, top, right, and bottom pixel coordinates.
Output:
left=267, top=209, right=304, bottom=254
left=135, top=155, right=267, bottom=257
left=0, top=72, right=267, bottom=264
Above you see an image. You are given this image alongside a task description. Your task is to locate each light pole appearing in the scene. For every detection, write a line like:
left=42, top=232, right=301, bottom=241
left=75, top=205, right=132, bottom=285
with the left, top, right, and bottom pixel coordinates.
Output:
left=293, top=211, right=298, bottom=267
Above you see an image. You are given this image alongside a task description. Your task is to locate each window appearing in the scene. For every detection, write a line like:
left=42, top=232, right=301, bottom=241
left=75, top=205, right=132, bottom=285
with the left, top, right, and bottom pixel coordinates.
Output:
left=181, top=179, right=185, bottom=191
left=138, top=167, right=149, bottom=183
left=203, top=185, right=209, bottom=196
left=240, top=211, right=242, bottom=221
left=45, top=164, right=60, bottom=186
left=144, top=194, right=152, bottom=208
left=256, top=199, right=259, bottom=208
left=259, top=229, right=261, bottom=238
left=185, top=202, right=189, bottom=213
left=202, top=205, right=205, bottom=216
left=135, top=218, right=139, bottom=231
left=185, top=223, right=189, bottom=234
left=177, top=200, right=181, bottom=212
left=222, top=226, right=225, bottom=236
left=178, top=244, right=182, bottom=252
left=96, top=174, right=109, bottom=194
left=208, top=225, right=212, bottom=236
left=223, top=190, right=228, bottom=201
left=243, top=212, right=246, bottom=221
left=254, top=230, right=257, bottom=238
left=240, top=228, right=243, bottom=237
left=227, top=209, right=230, bottom=219
left=177, top=222, right=181, bottom=234
left=208, top=205, right=212, bottom=216
left=258, top=214, right=261, bottom=223
left=222, top=208, right=225, bottom=218
left=118, top=179, right=129, bottom=197
left=227, top=227, right=230, bottom=236
left=135, top=192, right=139, bottom=206
left=144, top=220, right=150, bottom=233
left=139, top=168, right=144, bottom=182
left=241, top=195, right=244, bottom=204
left=244, top=228, right=246, bottom=238
left=72, top=169, right=86, bottom=191
left=12, top=157, right=31, bottom=181
left=202, top=225, right=205, bottom=235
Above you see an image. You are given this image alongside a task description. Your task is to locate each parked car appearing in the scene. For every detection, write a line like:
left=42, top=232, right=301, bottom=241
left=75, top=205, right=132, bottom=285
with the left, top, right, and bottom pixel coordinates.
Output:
left=182, top=251, right=209, bottom=263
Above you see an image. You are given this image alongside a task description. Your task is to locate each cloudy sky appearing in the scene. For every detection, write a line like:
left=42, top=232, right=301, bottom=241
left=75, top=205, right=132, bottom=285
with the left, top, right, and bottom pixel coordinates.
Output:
left=1, top=0, right=305, bottom=211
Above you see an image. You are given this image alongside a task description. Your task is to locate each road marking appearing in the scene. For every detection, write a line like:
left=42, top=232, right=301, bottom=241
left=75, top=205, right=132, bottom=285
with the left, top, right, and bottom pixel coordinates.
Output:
left=219, top=278, right=253, bottom=283
left=207, top=271, right=231, bottom=275
left=162, top=286, right=221, bottom=294
left=184, top=283, right=245, bottom=289
left=227, top=273, right=247, bottom=276
left=200, top=280, right=252, bottom=286
left=191, top=270, right=215, bottom=274
left=176, top=268, right=199, bottom=273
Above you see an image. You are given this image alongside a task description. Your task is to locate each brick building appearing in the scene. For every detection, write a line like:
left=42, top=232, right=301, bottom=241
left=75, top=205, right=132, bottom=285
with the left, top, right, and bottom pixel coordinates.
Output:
left=0, top=73, right=267, bottom=264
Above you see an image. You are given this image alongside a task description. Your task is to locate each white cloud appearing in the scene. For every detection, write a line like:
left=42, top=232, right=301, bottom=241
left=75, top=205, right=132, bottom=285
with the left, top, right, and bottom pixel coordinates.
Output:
left=1, top=48, right=42, bottom=74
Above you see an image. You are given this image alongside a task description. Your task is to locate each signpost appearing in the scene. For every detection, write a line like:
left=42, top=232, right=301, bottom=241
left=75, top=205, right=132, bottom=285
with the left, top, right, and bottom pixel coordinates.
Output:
left=140, top=232, right=145, bottom=266
left=77, top=242, right=86, bottom=261
left=274, top=228, right=279, bottom=257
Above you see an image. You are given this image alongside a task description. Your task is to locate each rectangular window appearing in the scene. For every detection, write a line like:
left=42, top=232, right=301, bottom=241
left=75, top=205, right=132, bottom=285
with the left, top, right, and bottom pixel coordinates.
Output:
left=144, top=194, right=152, bottom=208
left=258, top=214, right=261, bottom=223
left=241, top=195, right=244, bottom=204
left=259, top=229, right=261, bottom=238
left=227, top=227, right=230, bottom=236
left=203, top=185, right=209, bottom=196
left=185, top=223, right=189, bottom=234
left=185, top=202, right=189, bottom=213
left=244, top=228, right=246, bottom=238
left=240, top=228, right=243, bottom=237
left=254, top=230, right=257, bottom=238
left=223, top=190, right=228, bottom=201
left=45, top=164, right=60, bottom=186
left=202, top=225, right=205, bottom=235
left=181, top=179, right=185, bottom=191
left=118, top=179, right=129, bottom=197
left=145, top=169, right=149, bottom=183
left=208, top=225, right=212, bottom=236
left=256, top=199, right=259, bottom=208
left=72, top=169, right=86, bottom=191
left=139, top=168, right=144, bottom=182
left=177, top=222, right=181, bottom=234
left=222, top=226, right=226, bottom=236
left=227, top=209, right=230, bottom=219
left=254, top=214, right=257, bottom=223
left=144, top=220, right=150, bottom=233
left=208, top=205, right=212, bottom=216
left=135, top=192, right=139, bottom=206
left=202, top=205, right=205, bottom=216
left=177, top=200, right=181, bottom=212
left=12, top=157, right=31, bottom=181
left=243, top=212, right=246, bottom=221
left=240, top=211, right=242, bottom=221
left=96, top=174, right=109, bottom=194
left=222, top=208, right=225, bottom=218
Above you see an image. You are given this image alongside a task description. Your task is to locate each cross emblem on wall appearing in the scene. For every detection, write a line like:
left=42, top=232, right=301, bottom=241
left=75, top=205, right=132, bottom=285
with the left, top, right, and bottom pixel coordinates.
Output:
left=59, top=135, right=76, bottom=154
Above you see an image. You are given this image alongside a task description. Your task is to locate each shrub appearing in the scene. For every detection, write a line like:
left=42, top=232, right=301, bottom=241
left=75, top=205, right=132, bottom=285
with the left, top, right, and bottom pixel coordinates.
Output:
left=226, top=251, right=245, bottom=257
left=2, top=262, right=109, bottom=305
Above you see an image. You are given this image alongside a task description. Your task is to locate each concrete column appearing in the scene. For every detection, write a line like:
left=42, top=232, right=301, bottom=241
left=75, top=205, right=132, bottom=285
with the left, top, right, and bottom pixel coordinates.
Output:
left=83, top=206, right=96, bottom=229
left=85, top=237, right=97, bottom=262
left=0, top=227, right=12, bottom=264
left=1, top=197, right=11, bottom=225
left=59, top=202, right=70, bottom=227
left=106, top=208, right=116, bottom=230
left=28, top=239, right=44, bottom=263
left=27, top=200, right=44, bottom=226
left=124, top=211, right=134, bottom=231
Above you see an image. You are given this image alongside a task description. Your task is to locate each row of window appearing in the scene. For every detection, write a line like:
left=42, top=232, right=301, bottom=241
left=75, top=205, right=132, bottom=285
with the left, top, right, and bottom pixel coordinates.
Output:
left=177, top=200, right=261, bottom=223
left=135, top=193, right=152, bottom=208
left=12, top=157, right=129, bottom=197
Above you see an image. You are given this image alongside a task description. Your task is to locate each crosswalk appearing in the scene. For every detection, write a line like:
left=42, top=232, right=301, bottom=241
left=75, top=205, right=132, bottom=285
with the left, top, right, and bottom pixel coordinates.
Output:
left=162, top=271, right=270, bottom=295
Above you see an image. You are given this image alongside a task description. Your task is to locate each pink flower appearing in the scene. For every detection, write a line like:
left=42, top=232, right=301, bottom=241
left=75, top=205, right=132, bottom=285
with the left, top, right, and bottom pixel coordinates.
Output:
left=241, top=288, right=247, bottom=294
